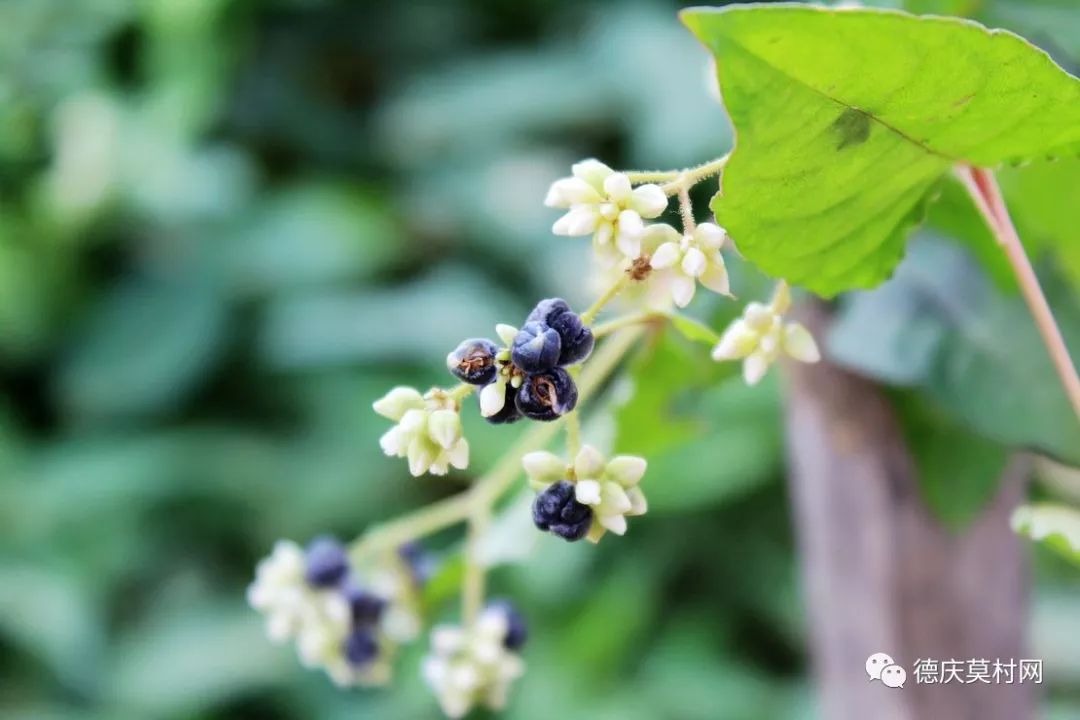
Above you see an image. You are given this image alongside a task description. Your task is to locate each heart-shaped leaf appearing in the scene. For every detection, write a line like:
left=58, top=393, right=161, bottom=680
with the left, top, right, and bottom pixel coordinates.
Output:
left=684, top=5, right=1080, bottom=296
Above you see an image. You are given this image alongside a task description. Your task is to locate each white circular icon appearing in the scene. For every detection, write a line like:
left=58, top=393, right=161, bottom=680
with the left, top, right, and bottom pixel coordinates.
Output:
left=865, top=652, right=895, bottom=681
left=881, top=664, right=907, bottom=689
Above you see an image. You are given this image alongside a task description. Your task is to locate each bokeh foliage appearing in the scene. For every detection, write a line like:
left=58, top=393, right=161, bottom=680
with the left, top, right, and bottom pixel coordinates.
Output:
left=0, top=1, right=1078, bottom=719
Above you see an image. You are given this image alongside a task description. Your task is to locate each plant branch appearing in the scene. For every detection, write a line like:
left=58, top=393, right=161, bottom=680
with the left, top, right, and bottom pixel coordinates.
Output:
left=955, top=164, right=1080, bottom=420
left=462, top=503, right=488, bottom=625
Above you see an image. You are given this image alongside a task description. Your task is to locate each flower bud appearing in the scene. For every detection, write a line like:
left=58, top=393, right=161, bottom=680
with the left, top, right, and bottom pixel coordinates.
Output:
left=373, top=386, right=425, bottom=421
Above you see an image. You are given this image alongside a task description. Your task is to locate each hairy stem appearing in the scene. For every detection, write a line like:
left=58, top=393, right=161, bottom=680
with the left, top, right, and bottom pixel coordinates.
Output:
left=350, top=327, right=645, bottom=561
left=564, top=410, right=582, bottom=457
left=678, top=182, right=696, bottom=233
left=581, top=274, right=630, bottom=325
left=955, top=165, right=1080, bottom=419
left=661, top=154, right=730, bottom=196
left=462, top=503, right=489, bottom=625
left=593, top=311, right=661, bottom=338
left=448, top=383, right=477, bottom=403
left=625, top=169, right=681, bottom=183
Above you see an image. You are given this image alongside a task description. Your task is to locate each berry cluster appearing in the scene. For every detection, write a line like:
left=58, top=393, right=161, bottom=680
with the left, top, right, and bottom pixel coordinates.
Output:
left=422, top=601, right=529, bottom=718
left=447, top=298, right=594, bottom=424
left=532, top=480, right=593, bottom=541
left=303, top=537, right=390, bottom=670
left=524, top=446, right=648, bottom=543
left=248, top=536, right=427, bottom=687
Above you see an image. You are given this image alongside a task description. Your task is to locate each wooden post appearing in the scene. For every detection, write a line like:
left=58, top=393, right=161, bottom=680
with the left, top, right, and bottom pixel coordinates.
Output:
left=783, top=301, right=1034, bottom=720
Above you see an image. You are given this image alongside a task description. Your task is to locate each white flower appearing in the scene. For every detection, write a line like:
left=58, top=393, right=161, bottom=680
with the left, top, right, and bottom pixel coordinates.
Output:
left=545, top=159, right=667, bottom=264
left=247, top=540, right=313, bottom=643
left=422, top=608, right=525, bottom=718
left=375, top=387, right=469, bottom=476
left=478, top=323, right=524, bottom=419
left=646, top=222, right=731, bottom=308
left=711, top=282, right=820, bottom=385
left=522, top=445, right=648, bottom=543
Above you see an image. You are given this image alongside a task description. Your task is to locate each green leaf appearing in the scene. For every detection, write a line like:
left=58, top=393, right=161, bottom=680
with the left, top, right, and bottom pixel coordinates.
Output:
left=894, top=393, right=1010, bottom=529
left=1012, top=503, right=1080, bottom=566
left=683, top=5, right=1080, bottom=296
left=998, top=157, right=1080, bottom=292
left=615, top=329, right=782, bottom=513
left=830, top=236, right=1080, bottom=464
left=58, top=276, right=229, bottom=421
left=0, top=564, right=104, bottom=693
left=107, top=600, right=286, bottom=715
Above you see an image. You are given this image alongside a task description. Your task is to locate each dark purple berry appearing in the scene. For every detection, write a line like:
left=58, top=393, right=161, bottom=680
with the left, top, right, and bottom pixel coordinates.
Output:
left=532, top=480, right=592, bottom=541
left=399, top=542, right=437, bottom=585
left=526, top=298, right=571, bottom=325
left=488, top=599, right=528, bottom=651
left=483, top=381, right=523, bottom=424
left=304, top=536, right=348, bottom=588
left=526, top=298, right=594, bottom=365
left=511, top=321, right=562, bottom=373
left=447, top=338, right=499, bottom=385
left=549, top=313, right=593, bottom=365
left=515, top=367, right=578, bottom=421
left=343, top=585, right=386, bottom=625
left=343, top=628, right=379, bottom=666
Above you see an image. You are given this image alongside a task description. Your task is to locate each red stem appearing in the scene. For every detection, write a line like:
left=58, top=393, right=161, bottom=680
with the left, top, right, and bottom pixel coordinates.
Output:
left=955, top=164, right=1080, bottom=421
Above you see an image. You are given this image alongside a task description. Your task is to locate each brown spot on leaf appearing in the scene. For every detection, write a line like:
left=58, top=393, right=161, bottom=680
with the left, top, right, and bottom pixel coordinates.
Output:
left=831, top=108, right=871, bottom=150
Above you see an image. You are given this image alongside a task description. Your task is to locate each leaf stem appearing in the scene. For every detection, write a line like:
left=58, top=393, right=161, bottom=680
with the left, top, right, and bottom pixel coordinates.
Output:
left=955, top=165, right=1080, bottom=420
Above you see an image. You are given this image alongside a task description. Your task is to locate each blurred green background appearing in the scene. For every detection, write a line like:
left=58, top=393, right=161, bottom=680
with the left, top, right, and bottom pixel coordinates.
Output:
left=1, top=1, right=1079, bottom=719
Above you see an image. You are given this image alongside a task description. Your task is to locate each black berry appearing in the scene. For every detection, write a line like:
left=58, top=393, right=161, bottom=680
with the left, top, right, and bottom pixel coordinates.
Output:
left=488, top=599, right=528, bottom=651
left=526, top=298, right=571, bottom=325
left=484, top=381, right=523, bottom=424
left=511, top=321, right=562, bottom=373
left=343, top=585, right=386, bottom=625
left=399, top=542, right=437, bottom=585
left=304, top=536, right=349, bottom=588
left=343, top=628, right=379, bottom=666
left=515, top=367, right=578, bottom=421
left=532, top=480, right=592, bottom=541
left=447, top=338, right=499, bottom=385
left=527, top=298, right=594, bottom=365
